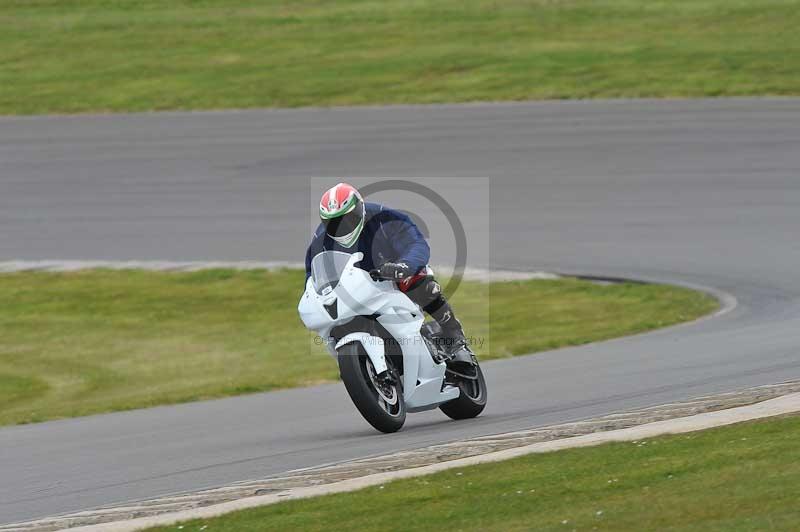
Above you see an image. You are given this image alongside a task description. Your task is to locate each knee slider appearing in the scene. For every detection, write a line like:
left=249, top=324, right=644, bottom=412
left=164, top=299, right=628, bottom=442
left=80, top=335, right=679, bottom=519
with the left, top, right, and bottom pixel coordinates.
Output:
left=426, top=279, right=442, bottom=297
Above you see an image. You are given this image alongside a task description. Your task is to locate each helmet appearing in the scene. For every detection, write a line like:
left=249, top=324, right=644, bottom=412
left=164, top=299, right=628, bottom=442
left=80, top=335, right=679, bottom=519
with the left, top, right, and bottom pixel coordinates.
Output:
left=319, top=182, right=365, bottom=248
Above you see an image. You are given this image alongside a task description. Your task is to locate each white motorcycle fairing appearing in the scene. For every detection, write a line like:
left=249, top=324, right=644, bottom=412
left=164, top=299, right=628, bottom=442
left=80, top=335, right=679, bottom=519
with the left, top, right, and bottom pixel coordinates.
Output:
left=298, top=252, right=459, bottom=412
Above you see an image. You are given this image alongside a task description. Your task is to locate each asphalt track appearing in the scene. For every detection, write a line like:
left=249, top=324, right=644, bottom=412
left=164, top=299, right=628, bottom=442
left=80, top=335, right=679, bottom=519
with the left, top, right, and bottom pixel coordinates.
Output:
left=1, top=99, right=800, bottom=524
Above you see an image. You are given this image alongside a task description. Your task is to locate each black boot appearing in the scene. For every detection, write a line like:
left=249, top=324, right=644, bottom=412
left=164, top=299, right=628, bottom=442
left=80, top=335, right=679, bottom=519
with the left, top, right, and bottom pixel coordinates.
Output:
left=431, top=306, right=478, bottom=379
left=406, top=276, right=478, bottom=377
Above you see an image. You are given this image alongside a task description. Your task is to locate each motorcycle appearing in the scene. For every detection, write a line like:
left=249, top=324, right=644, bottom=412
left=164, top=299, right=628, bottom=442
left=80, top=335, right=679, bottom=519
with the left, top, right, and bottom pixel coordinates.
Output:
left=298, top=251, right=487, bottom=433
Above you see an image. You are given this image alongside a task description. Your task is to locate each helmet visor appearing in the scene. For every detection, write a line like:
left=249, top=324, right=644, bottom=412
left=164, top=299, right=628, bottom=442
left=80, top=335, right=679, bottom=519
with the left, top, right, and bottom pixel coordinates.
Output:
left=323, top=206, right=363, bottom=239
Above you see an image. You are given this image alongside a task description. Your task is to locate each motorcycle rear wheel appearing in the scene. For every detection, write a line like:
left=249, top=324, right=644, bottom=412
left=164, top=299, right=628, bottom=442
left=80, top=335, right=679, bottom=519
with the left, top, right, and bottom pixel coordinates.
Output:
left=439, top=363, right=487, bottom=420
left=338, top=343, right=406, bottom=433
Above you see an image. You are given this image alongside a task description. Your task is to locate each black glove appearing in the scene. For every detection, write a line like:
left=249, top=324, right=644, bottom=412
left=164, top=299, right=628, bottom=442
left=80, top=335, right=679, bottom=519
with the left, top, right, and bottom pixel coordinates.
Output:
left=380, top=262, right=411, bottom=280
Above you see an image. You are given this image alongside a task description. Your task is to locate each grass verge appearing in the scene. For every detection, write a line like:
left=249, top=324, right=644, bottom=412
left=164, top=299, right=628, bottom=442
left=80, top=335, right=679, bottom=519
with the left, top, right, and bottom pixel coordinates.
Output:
left=1, top=0, right=799, bottom=115
left=0, top=269, right=717, bottom=426
left=147, top=414, right=800, bottom=532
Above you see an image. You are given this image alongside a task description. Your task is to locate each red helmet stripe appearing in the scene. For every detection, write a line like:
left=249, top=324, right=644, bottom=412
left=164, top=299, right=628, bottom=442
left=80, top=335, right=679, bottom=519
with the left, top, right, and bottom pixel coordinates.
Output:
left=335, top=184, right=352, bottom=207
left=319, top=183, right=360, bottom=216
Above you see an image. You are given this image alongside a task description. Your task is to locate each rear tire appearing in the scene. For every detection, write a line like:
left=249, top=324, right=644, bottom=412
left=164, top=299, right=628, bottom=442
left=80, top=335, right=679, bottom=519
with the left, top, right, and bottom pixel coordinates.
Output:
left=439, top=363, right=487, bottom=420
left=338, top=343, right=406, bottom=433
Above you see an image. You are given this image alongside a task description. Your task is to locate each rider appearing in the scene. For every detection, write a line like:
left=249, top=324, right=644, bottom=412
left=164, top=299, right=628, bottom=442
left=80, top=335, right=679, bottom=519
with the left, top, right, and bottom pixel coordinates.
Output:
left=305, top=182, right=475, bottom=370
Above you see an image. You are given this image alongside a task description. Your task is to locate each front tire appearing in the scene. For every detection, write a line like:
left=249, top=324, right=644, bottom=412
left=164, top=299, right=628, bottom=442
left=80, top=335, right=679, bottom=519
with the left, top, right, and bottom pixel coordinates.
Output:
left=439, top=363, right=487, bottom=420
left=338, top=343, right=406, bottom=433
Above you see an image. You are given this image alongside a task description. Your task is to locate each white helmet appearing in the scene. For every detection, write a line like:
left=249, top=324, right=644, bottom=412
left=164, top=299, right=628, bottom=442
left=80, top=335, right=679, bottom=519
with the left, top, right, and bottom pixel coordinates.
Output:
left=319, top=182, right=365, bottom=248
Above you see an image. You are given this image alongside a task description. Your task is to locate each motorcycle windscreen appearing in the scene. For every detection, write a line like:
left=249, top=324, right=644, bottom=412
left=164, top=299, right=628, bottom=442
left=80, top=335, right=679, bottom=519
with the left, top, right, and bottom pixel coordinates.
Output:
left=310, top=250, right=353, bottom=294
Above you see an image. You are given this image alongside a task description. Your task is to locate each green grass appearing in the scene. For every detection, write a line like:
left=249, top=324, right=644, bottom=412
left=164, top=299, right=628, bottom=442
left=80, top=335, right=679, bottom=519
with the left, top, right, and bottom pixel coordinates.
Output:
left=0, top=269, right=716, bottom=426
left=1, top=0, right=799, bottom=115
left=147, top=414, right=800, bottom=532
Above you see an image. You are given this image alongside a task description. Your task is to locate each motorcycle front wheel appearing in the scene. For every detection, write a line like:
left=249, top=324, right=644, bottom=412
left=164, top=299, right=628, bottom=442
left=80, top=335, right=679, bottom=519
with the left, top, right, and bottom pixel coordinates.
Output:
left=338, top=343, right=406, bottom=433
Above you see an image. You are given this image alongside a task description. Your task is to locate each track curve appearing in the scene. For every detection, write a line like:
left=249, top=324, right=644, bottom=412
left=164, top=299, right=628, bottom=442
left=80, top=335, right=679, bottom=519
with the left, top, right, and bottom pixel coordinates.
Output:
left=1, top=99, right=800, bottom=524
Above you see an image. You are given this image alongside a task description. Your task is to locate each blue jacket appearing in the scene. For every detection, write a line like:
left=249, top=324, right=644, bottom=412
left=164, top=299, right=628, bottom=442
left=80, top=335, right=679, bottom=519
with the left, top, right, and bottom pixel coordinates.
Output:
left=305, top=202, right=430, bottom=279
